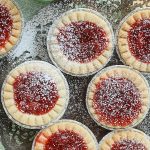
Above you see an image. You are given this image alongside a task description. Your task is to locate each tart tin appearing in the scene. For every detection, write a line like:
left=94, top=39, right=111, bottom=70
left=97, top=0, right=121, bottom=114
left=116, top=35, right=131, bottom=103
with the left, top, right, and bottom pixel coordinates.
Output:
left=98, top=128, right=150, bottom=149
left=0, top=0, right=24, bottom=59
left=47, top=8, right=115, bottom=77
left=86, top=65, right=150, bottom=130
left=116, top=7, right=150, bottom=73
left=31, top=119, right=99, bottom=150
left=1, top=61, right=70, bottom=129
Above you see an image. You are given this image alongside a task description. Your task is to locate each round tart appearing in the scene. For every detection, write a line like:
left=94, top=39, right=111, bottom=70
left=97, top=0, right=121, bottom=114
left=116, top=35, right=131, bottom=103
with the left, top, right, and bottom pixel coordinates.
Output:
left=32, top=120, right=98, bottom=150
left=47, top=8, right=114, bottom=76
left=86, top=65, right=150, bottom=130
left=1, top=61, right=69, bottom=129
left=0, top=0, right=23, bottom=58
left=117, top=8, right=150, bottom=72
left=99, top=129, right=150, bottom=150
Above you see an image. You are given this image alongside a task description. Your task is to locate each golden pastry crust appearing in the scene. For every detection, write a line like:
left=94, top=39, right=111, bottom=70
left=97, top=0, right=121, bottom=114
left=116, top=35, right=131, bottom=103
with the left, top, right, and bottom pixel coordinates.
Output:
left=86, top=65, right=150, bottom=130
left=99, top=129, right=150, bottom=150
left=117, top=8, right=150, bottom=72
left=0, top=0, right=22, bottom=57
left=33, top=120, right=98, bottom=150
left=47, top=8, right=114, bottom=76
left=1, top=61, right=69, bottom=128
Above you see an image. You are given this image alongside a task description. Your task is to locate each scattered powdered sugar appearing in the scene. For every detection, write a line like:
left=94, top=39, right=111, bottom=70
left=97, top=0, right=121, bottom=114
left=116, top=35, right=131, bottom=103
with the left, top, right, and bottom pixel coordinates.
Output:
left=0, top=0, right=150, bottom=149
left=111, top=139, right=147, bottom=150
left=13, top=72, right=59, bottom=115
left=57, top=21, right=108, bottom=63
left=128, top=18, right=150, bottom=63
left=39, top=130, right=87, bottom=150
left=93, top=77, right=142, bottom=127
left=0, top=4, right=13, bottom=48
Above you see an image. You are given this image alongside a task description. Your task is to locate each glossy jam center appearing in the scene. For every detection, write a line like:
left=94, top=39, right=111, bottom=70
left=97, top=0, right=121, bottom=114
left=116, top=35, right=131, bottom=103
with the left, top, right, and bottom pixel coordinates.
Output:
left=57, top=21, right=108, bottom=63
left=0, top=4, right=13, bottom=48
left=93, top=77, right=142, bottom=127
left=111, top=139, right=147, bottom=150
left=43, top=130, right=87, bottom=150
left=13, top=72, right=59, bottom=115
left=128, top=19, right=150, bottom=63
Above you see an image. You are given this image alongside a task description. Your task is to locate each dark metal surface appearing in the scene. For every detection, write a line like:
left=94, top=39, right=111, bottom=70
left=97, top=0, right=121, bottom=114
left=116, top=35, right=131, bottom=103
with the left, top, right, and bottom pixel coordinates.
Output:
left=0, top=0, right=149, bottom=149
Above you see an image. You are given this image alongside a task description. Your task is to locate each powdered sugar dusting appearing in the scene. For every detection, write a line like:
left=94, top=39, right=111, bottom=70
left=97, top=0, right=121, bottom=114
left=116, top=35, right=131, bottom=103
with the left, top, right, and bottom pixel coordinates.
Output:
left=57, top=21, right=108, bottom=63
left=93, top=77, right=142, bottom=127
left=128, top=19, right=150, bottom=63
left=0, top=4, right=13, bottom=48
left=39, top=130, right=87, bottom=150
left=0, top=0, right=150, bottom=149
left=13, top=72, right=59, bottom=115
left=111, top=139, right=147, bottom=150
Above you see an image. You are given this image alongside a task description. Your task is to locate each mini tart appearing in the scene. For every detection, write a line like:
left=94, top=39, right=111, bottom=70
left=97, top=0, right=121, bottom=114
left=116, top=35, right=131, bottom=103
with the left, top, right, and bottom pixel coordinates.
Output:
left=1, top=61, right=69, bottom=129
left=32, top=120, right=98, bottom=150
left=99, top=129, right=150, bottom=150
left=0, top=0, right=22, bottom=57
left=117, top=8, right=150, bottom=72
left=47, top=8, right=114, bottom=76
left=86, top=65, right=149, bottom=130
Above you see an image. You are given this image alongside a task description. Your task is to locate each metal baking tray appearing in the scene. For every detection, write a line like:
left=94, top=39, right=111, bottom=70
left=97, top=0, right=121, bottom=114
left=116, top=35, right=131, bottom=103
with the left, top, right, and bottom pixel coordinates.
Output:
left=0, top=0, right=149, bottom=149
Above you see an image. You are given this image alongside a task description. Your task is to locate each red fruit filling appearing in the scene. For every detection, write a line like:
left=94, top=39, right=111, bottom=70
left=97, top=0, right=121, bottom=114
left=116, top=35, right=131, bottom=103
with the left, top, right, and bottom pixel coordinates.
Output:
left=0, top=4, right=13, bottom=49
left=128, top=19, right=150, bottom=63
left=93, top=77, right=142, bottom=127
left=57, top=21, right=108, bottom=63
left=13, top=72, right=59, bottom=115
